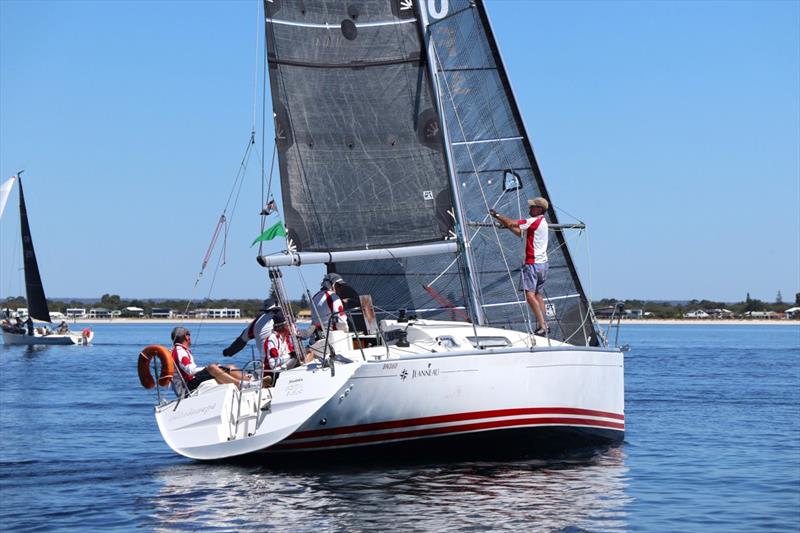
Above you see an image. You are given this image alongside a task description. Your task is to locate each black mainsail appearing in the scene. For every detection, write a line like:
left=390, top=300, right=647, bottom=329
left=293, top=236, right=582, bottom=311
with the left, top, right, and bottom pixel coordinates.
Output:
left=263, top=0, right=599, bottom=346
left=18, top=176, right=51, bottom=322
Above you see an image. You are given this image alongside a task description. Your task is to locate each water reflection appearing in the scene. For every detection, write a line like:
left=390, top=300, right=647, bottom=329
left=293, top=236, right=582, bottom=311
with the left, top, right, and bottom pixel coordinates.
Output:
left=148, top=449, right=630, bottom=532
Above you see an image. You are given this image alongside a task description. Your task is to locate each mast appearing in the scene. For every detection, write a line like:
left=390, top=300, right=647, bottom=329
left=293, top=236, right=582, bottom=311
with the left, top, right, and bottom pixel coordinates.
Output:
left=17, top=174, right=51, bottom=322
left=415, top=1, right=486, bottom=325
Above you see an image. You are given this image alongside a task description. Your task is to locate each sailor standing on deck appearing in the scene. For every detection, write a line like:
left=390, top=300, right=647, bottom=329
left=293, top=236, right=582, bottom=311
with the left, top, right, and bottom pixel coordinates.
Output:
left=490, top=197, right=550, bottom=336
left=311, top=273, right=349, bottom=335
left=222, top=301, right=283, bottom=358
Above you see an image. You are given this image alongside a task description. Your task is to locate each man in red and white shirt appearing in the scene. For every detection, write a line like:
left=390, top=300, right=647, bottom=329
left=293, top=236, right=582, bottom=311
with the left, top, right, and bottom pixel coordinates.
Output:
left=171, top=326, right=248, bottom=392
left=311, top=273, right=349, bottom=333
left=490, top=197, right=550, bottom=336
left=222, top=301, right=282, bottom=359
left=263, top=319, right=299, bottom=384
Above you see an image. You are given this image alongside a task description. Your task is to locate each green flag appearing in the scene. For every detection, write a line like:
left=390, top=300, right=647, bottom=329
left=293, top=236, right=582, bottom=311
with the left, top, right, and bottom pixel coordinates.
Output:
left=251, top=221, right=286, bottom=247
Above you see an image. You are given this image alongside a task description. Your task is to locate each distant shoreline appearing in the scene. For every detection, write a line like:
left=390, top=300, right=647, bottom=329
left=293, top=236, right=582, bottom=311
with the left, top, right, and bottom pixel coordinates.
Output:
left=59, top=318, right=800, bottom=326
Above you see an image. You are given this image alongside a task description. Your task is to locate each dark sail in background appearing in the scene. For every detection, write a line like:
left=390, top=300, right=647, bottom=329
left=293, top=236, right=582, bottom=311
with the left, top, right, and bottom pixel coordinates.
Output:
left=264, top=0, right=454, bottom=253
left=424, top=0, right=599, bottom=345
left=18, top=177, right=51, bottom=322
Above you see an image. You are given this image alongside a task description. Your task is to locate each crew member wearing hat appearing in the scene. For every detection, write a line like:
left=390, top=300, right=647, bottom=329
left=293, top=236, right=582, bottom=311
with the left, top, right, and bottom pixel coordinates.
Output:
left=223, top=300, right=283, bottom=358
left=263, top=317, right=300, bottom=385
left=171, top=326, right=249, bottom=391
left=490, top=197, right=550, bottom=336
left=311, top=273, right=349, bottom=333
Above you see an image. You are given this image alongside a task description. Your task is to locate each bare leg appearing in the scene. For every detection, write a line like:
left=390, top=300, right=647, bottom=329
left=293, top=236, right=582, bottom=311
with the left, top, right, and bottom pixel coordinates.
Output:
left=535, top=292, right=548, bottom=331
left=526, top=290, right=546, bottom=331
left=207, top=363, right=245, bottom=387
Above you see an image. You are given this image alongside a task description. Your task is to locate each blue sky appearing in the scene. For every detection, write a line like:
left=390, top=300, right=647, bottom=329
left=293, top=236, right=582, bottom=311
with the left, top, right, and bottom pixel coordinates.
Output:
left=1, top=0, right=798, bottom=303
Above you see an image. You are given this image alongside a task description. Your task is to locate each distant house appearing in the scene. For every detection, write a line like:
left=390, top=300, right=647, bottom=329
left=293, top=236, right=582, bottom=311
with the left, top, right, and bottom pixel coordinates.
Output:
left=683, top=310, right=710, bottom=319
left=624, top=309, right=644, bottom=319
left=188, top=309, right=209, bottom=319
left=121, top=306, right=144, bottom=318
left=744, top=311, right=779, bottom=319
left=784, top=307, right=800, bottom=319
left=110, top=310, right=122, bottom=318
left=89, top=308, right=111, bottom=319
left=707, top=308, right=735, bottom=319
left=66, top=308, right=86, bottom=318
left=151, top=308, right=174, bottom=319
left=207, top=308, right=241, bottom=319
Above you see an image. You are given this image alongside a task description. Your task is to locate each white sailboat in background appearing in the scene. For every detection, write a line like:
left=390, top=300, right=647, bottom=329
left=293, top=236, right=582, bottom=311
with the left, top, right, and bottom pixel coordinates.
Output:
left=0, top=173, right=93, bottom=346
left=141, top=0, right=624, bottom=462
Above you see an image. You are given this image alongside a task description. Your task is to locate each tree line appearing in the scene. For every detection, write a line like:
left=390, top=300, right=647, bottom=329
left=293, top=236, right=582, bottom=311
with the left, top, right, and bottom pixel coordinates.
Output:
left=1, top=293, right=310, bottom=319
left=594, top=291, right=800, bottom=319
left=2, top=292, right=797, bottom=320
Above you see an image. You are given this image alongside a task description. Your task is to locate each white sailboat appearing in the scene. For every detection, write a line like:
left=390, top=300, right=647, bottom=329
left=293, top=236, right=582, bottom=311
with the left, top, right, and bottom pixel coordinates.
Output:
left=142, top=0, right=624, bottom=461
left=0, top=173, right=93, bottom=346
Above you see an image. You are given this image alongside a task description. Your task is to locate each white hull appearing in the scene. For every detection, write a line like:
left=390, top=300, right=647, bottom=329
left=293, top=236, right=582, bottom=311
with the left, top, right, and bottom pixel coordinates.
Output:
left=154, top=320, right=624, bottom=461
left=2, top=330, right=93, bottom=345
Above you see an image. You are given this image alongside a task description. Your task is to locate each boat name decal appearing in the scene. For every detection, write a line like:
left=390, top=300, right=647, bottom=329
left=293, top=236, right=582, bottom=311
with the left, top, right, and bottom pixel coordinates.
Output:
left=166, top=402, right=217, bottom=421
left=400, top=363, right=440, bottom=381
left=382, top=363, right=398, bottom=370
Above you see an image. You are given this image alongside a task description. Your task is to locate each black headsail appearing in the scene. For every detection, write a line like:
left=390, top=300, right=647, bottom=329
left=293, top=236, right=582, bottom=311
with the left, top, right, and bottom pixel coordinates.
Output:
left=18, top=176, right=51, bottom=322
left=424, top=0, right=599, bottom=345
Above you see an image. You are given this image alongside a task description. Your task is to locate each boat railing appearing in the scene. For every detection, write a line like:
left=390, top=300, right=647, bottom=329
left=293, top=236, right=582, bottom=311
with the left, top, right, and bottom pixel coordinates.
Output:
left=603, top=302, right=625, bottom=348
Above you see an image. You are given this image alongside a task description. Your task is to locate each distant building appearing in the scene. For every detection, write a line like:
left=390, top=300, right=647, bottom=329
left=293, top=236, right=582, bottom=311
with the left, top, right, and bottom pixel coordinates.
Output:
left=207, top=308, right=241, bottom=319
left=89, top=308, right=111, bottom=319
left=121, top=307, right=144, bottom=318
left=744, top=311, right=779, bottom=319
left=707, top=308, right=735, bottom=319
left=16, top=308, right=29, bottom=320
left=623, top=309, right=644, bottom=319
left=784, top=307, right=800, bottom=319
left=66, top=308, right=87, bottom=318
left=683, top=310, right=710, bottom=319
left=151, top=308, right=174, bottom=319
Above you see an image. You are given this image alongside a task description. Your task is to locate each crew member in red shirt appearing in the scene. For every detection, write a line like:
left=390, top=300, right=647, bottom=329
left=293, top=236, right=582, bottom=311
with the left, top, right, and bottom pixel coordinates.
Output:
left=490, top=197, right=550, bottom=336
left=171, top=326, right=249, bottom=392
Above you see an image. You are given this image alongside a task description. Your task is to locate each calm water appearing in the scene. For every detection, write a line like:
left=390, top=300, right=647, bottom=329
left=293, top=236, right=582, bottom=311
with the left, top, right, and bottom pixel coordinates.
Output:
left=1, top=323, right=798, bottom=531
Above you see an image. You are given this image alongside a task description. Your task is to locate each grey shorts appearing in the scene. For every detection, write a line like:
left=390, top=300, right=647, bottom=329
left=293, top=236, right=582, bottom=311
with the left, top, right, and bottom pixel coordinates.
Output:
left=521, top=263, right=548, bottom=293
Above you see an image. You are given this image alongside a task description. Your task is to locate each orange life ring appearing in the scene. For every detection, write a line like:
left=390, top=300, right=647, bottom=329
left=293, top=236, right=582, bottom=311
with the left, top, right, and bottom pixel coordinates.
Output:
left=138, top=345, right=174, bottom=389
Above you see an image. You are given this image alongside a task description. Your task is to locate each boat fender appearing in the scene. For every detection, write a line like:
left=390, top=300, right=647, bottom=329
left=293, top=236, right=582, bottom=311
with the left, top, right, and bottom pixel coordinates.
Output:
left=137, top=345, right=174, bottom=389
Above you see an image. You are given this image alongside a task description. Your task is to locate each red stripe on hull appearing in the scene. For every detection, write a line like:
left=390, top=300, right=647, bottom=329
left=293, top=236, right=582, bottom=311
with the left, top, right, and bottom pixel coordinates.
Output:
left=275, top=416, right=625, bottom=451
left=288, top=407, right=624, bottom=440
